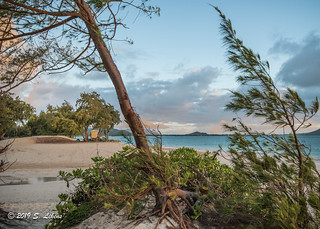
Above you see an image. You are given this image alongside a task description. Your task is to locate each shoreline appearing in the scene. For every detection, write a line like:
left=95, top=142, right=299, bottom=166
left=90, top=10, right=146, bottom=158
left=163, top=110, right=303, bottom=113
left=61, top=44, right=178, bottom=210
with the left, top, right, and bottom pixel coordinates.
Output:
left=0, top=136, right=126, bottom=228
left=1, top=136, right=319, bottom=228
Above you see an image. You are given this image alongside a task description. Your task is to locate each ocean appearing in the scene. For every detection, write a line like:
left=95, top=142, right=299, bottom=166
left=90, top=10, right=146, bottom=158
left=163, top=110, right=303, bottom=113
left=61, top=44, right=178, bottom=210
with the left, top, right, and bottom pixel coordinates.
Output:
left=110, top=135, right=320, bottom=161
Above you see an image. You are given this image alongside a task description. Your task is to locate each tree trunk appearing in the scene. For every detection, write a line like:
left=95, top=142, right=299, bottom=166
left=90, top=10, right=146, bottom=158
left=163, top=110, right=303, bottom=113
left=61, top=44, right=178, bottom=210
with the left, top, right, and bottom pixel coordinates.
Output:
left=84, top=127, right=89, bottom=142
left=72, top=4, right=194, bottom=227
left=76, top=1, right=152, bottom=160
left=106, top=129, right=109, bottom=141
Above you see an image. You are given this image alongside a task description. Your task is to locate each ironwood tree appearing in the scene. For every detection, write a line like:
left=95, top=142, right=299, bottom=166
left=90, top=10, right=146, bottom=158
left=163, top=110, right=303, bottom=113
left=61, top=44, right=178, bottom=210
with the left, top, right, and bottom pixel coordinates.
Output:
left=215, top=7, right=320, bottom=228
left=0, top=1, right=195, bottom=227
left=0, top=0, right=159, bottom=158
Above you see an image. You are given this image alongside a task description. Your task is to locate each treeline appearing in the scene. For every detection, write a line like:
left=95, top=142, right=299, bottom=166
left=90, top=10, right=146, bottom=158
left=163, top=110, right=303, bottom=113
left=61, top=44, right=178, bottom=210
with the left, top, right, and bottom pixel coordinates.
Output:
left=1, top=91, right=120, bottom=141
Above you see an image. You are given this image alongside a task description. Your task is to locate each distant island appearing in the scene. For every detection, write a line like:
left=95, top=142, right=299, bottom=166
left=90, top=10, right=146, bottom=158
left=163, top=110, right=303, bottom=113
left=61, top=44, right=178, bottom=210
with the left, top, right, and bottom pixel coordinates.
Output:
left=109, top=129, right=228, bottom=136
left=109, top=129, right=131, bottom=136
left=185, top=131, right=209, bottom=136
left=183, top=131, right=231, bottom=136
left=109, top=129, right=320, bottom=136
left=301, top=129, right=320, bottom=135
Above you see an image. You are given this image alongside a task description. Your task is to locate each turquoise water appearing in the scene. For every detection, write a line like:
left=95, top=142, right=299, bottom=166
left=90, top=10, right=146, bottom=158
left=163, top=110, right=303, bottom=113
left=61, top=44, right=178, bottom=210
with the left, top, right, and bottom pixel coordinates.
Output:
left=110, top=135, right=320, bottom=161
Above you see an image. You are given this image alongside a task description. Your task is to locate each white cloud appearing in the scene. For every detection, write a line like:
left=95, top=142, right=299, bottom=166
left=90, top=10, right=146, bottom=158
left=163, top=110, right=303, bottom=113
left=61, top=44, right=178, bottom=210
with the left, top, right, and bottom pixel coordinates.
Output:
left=20, top=79, right=91, bottom=112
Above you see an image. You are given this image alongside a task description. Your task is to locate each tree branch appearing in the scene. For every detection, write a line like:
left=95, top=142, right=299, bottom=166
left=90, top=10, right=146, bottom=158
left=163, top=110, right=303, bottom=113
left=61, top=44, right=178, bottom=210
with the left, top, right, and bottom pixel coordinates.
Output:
left=0, top=16, right=77, bottom=42
left=3, top=0, right=79, bottom=17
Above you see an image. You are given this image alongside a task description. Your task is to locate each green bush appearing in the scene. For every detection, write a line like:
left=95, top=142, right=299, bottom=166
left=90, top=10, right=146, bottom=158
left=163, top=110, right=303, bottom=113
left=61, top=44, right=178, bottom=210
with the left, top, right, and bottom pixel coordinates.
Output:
left=168, top=147, right=232, bottom=192
left=47, top=146, right=233, bottom=228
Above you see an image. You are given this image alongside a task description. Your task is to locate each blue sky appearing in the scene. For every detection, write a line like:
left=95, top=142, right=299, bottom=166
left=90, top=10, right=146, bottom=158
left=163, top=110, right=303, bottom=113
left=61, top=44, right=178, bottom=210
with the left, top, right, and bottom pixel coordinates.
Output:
left=16, top=0, right=320, bottom=134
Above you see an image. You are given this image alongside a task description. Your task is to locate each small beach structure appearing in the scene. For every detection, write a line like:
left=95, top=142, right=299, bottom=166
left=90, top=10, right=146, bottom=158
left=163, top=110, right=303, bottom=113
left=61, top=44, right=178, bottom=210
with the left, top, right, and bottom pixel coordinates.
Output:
left=90, top=130, right=99, bottom=140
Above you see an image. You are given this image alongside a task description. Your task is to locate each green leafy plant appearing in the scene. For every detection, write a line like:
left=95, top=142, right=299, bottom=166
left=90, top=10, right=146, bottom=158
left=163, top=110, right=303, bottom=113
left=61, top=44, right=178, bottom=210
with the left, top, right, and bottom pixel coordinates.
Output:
left=210, top=7, right=320, bottom=228
left=47, top=146, right=233, bottom=228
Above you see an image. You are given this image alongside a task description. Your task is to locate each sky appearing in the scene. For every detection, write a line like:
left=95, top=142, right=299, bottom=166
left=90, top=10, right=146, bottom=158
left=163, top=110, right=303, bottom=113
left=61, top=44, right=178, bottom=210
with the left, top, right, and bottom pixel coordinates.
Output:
left=14, top=0, right=320, bottom=134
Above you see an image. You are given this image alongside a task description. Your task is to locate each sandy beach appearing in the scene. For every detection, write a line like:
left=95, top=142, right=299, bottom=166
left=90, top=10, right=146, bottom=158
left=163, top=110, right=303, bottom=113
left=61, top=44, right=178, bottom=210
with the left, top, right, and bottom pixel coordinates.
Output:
left=0, top=136, right=188, bottom=228
left=1, top=136, right=319, bottom=228
left=0, top=136, right=126, bottom=228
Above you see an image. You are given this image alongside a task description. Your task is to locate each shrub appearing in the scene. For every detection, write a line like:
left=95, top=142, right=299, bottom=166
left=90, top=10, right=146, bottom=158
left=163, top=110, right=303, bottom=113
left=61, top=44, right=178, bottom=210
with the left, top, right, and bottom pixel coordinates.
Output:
left=47, top=146, right=233, bottom=228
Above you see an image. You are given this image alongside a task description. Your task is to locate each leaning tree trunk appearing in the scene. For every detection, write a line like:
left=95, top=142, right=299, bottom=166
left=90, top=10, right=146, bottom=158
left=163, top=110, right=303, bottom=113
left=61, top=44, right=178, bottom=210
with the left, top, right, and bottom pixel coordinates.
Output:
left=76, top=1, right=152, bottom=161
left=74, top=2, right=195, bottom=228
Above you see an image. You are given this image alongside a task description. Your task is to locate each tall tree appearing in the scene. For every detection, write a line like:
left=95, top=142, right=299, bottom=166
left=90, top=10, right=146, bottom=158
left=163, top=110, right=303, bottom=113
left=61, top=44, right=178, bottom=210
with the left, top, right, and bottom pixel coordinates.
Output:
left=52, top=101, right=79, bottom=137
left=27, top=109, right=57, bottom=136
left=97, top=103, right=120, bottom=140
left=0, top=93, right=34, bottom=139
left=215, top=7, right=320, bottom=228
left=0, top=0, right=159, bottom=158
left=75, top=91, right=106, bottom=141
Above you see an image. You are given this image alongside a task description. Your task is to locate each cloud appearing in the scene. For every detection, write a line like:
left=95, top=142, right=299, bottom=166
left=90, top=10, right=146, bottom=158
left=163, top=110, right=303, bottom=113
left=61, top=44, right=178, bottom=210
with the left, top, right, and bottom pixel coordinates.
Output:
left=142, top=117, right=169, bottom=130
left=269, top=38, right=300, bottom=55
left=21, top=79, right=91, bottom=112
left=125, top=66, right=223, bottom=120
left=146, top=72, right=160, bottom=77
left=102, top=65, right=237, bottom=133
left=17, top=65, right=238, bottom=134
left=124, top=64, right=138, bottom=79
left=269, top=33, right=320, bottom=133
left=74, top=71, right=109, bottom=81
left=209, top=120, right=229, bottom=134
left=273, top=33, right=320, bottom=88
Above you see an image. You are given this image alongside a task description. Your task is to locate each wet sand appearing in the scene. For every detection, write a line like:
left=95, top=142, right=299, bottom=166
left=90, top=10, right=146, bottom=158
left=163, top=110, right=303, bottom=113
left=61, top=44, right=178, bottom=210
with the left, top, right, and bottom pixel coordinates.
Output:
left=0, top=136, right=125, bottom=228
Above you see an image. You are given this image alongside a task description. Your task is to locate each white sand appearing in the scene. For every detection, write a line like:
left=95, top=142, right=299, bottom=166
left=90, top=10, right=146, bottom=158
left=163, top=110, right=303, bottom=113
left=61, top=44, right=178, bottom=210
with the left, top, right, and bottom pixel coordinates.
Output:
left=0, top=136, right=126, bottom=228
left=0, top=136, right=125, bottom=202
left=1, top=136, right=125, bottom=170
left=1, top=136, right=319, bottom=229
left=0, top=137, right=183, bottom=228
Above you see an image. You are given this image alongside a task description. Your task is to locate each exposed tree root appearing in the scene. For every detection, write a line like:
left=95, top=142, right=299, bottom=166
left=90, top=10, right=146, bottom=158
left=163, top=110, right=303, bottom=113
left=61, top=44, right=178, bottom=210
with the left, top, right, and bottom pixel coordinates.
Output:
left=152, top=188, right=200, bottom=229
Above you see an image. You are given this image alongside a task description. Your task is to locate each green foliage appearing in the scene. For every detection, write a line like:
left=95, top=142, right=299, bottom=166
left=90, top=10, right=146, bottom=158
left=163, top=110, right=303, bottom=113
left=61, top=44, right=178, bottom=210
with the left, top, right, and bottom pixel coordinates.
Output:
left=168, top=147, right=232, bottom=192
left=75, top=92, right=120, bottom=141
left=0, top=93, right=34, bottom=138
left=47, top=146, right=232, bottom=227
left=46, top=188, right=101, bottom=229
left=99, top=104, right=120, bottom=140
left=211, top=7, right=320, bottom=228
left=24, top=92, right=120, bottom=138
left=27, top=111, right=57, bottom=136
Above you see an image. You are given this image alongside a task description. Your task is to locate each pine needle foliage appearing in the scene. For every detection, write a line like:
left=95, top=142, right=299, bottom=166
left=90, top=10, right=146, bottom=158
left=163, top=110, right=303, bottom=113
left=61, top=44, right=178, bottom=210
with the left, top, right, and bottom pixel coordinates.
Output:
left=214, top=7, right=320, bottom=228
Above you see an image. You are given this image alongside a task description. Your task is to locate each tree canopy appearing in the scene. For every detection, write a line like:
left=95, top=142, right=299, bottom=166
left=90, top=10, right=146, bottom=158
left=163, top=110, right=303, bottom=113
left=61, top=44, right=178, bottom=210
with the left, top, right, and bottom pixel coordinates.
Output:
left=0, top=0, right=159, bottom=156
left=0, top=0, right=159, bottom=75
left=0, top=16, right=45, bottom=94
left=24, top=91, right=121, bottom=140
left=96, top=103, right=120, bottom=140
left=0, top=93, right=34, bottom=139
left=75, top=91, right=120, bottom=141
